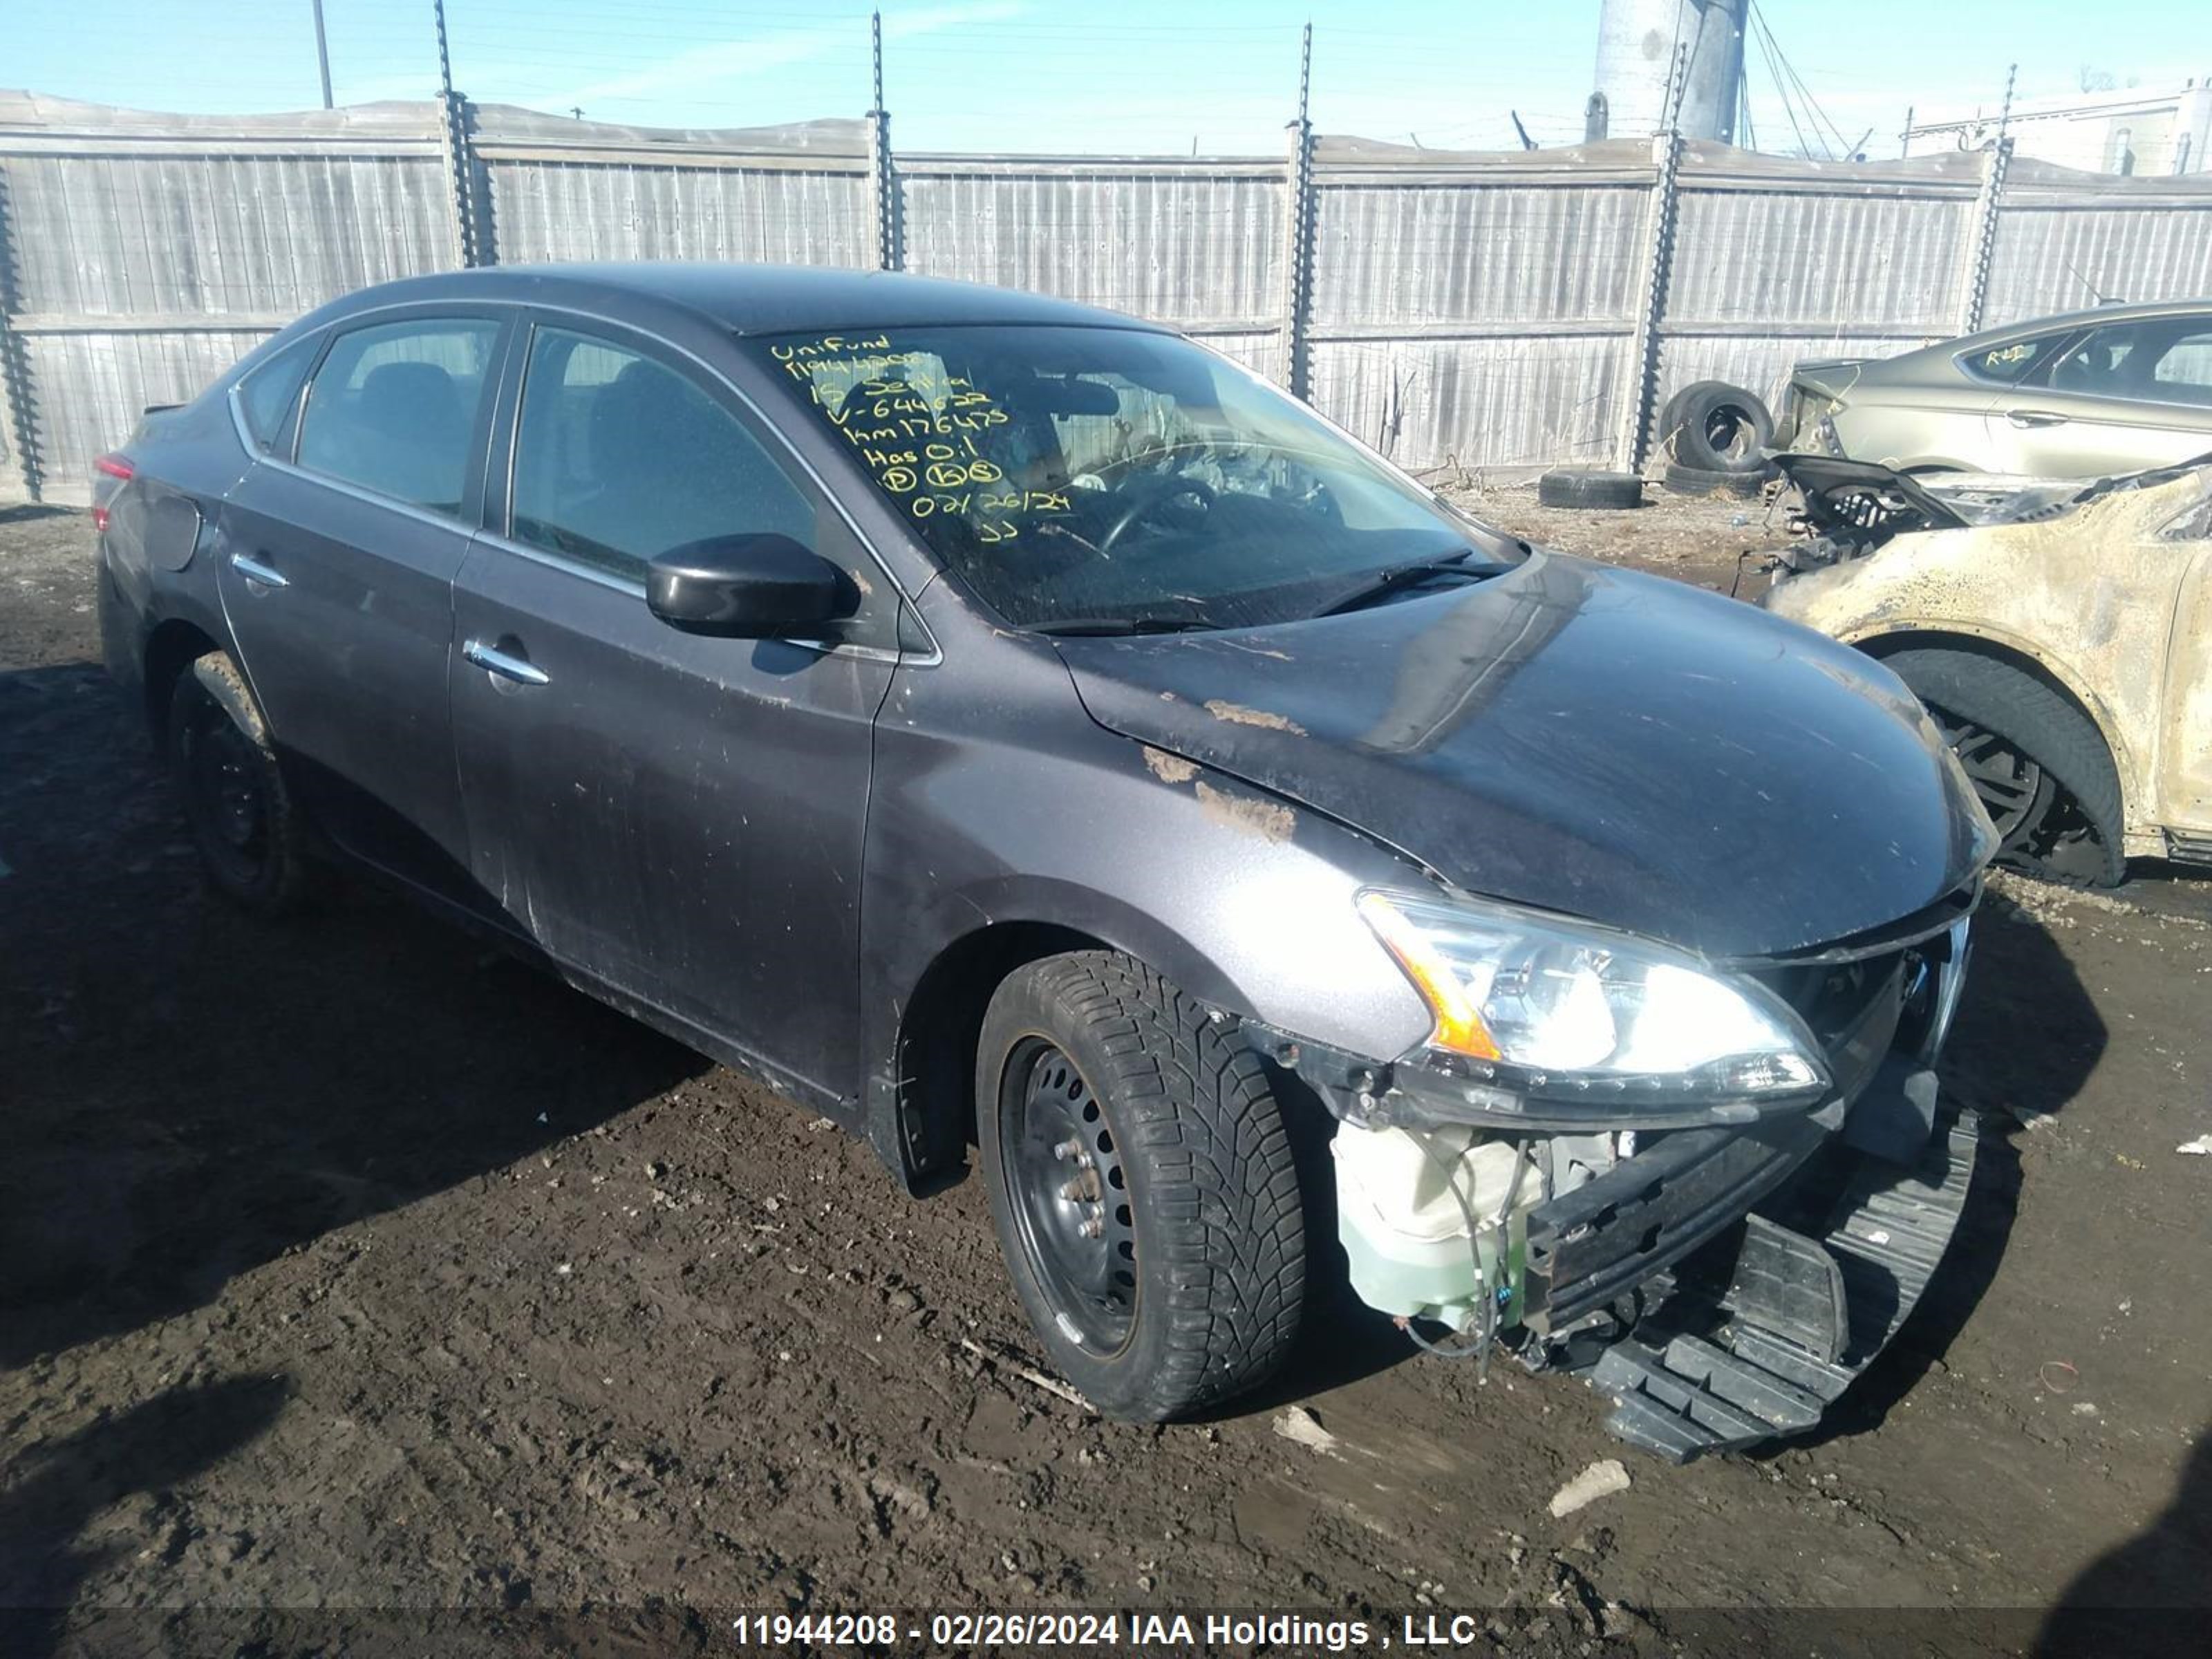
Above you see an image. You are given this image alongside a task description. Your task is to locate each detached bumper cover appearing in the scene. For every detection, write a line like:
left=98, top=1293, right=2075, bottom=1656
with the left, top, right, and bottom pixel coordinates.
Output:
left=1524, top=1100, right=1977, bottom=1463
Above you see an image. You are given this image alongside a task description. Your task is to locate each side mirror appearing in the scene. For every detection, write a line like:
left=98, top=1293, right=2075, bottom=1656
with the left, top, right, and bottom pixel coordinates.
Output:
left=646, top=533, right=845, bottom=637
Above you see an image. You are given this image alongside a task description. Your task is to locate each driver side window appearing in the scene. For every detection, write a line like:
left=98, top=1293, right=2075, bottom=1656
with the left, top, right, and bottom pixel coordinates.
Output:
left=511, top=326, right=814, bottom=584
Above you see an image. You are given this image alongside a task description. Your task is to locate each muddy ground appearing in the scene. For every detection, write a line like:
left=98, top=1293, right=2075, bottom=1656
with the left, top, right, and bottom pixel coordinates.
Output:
left=2, top=491, right=2208, bottom=1658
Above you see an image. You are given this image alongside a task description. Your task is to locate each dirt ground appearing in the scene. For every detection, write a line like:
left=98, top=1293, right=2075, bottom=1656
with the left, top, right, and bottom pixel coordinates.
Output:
left=3, top=491, right=2208, bottom=1658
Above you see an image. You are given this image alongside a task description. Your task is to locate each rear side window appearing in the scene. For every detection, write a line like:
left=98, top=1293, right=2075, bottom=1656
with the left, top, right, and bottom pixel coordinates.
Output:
left=236, top=332, right=321, bottom=451
left=1957, top=332, right=2072, bottom=386
left=296, top=317, right=502, bottom=514
left=509, top=326, right=813, bottom=583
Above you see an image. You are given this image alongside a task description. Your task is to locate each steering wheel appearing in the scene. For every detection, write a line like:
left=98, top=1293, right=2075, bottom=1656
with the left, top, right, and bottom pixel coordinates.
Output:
left=1098, top=474, right=1218, bottom=555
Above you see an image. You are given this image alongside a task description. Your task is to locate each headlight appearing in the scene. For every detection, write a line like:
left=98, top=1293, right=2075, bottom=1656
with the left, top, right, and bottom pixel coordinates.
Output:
left=1358, top=889, right=1829, bottom=1127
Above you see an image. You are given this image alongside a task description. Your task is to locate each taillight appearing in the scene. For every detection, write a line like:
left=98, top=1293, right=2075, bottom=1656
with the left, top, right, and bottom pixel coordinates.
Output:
left=91, top=451, right=134, bottom=533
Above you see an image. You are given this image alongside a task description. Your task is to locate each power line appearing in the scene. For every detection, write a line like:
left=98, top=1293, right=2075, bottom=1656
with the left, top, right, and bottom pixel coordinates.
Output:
left=1747, top=1, right=1854, bottom=161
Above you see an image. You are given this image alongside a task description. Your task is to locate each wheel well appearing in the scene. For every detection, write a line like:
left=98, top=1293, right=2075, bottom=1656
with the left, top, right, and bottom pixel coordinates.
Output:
left=1857, top=628, right=2126, bottom=807
left=141, top=619, right=221, bottom=744
left=895, top=921, right=1108, bottom=1185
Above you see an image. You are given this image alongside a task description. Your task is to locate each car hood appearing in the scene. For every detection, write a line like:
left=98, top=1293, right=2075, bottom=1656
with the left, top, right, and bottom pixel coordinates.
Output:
left=1054, top=550, right=1994, bottom=959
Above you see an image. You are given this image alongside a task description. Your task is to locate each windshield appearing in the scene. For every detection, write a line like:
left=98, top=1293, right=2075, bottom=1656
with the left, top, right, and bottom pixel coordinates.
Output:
left=753, top=324, right=1520, bottom=629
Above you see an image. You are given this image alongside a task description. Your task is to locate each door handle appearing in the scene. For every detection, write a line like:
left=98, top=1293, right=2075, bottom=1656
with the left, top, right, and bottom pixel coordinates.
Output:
left=2007, top=409, right=2069, bottom=428
left=230, top=550, right=289, bottom=588
left=462, top=637, right=550, bottom=686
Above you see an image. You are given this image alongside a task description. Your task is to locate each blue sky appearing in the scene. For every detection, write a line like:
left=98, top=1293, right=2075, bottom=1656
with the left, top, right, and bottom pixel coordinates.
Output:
left=8, top=1, right=2206, bottom=156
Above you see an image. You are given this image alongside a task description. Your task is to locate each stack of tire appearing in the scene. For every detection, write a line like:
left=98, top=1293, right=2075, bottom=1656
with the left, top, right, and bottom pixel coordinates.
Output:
left=1531, top=380, right=1778, bottom=510
left=1657, top=380, right=1774, bottom=498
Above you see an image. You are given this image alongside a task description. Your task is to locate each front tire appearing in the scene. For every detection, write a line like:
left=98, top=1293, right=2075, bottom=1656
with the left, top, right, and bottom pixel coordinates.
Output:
left=167, top=651, right=310, bottom=914
left=975, top=952, right=1306, bottom=1421
left=1883, top=647, right=2126, bottom=888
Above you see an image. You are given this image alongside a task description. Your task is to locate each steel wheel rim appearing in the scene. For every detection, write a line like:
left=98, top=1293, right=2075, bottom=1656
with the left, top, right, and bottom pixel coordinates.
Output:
left=999, top=1038, right=1137, bottom=1354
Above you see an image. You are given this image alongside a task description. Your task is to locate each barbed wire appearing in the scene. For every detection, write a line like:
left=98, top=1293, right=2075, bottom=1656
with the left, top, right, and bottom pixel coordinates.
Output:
left=2, top=0, right=1975, bottom=163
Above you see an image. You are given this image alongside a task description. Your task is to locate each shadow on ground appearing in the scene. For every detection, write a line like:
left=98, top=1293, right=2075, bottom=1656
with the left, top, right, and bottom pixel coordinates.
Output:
left=0, top=1376, right=289, bottom=1659
left=1792, top=899, right=2106, bottom=1446
left=0, top=662, right=711, bottom=1369
left=2040, top=1429, right=2212, bottom=1658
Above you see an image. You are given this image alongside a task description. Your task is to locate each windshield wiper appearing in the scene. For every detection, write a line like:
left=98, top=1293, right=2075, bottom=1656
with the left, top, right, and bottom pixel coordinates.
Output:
left=1027, top=615, right=1221, bottom=637
left=1309, top=552, right=1486, bottom=618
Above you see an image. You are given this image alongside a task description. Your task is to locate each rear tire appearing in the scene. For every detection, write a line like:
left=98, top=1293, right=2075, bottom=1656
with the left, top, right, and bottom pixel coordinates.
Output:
left=1882, top=648, right=2126, bottom=888
left=167, top=651, right=310, bottom=914
left=975, top=951, right=1305, bottom=1421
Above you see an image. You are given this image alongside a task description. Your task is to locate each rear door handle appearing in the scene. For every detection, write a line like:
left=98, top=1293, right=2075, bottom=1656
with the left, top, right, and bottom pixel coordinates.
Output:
left=230, top=551, right=289, bottom=588
left=2007, top=409, right=2069, bottom=428
left=462, top=637, right=551, bottom=686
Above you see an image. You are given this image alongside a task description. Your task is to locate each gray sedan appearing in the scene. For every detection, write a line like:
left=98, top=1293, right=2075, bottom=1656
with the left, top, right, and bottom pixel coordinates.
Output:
left=1782, top=298, right=2212, bottom=476
left=94, top=264, right=1992, bottom=1456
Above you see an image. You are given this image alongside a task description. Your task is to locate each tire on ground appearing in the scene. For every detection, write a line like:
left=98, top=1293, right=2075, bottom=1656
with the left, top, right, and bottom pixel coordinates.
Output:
left=1660, top=379, right=1774, bottom=474
left=1881, top=646, right=2127, bottom=888
left=975, top=950, right=1306, bottom=1421
left=1537, top=468, right=1644, bottom=510
left=1662, top=460, right=1766, bottom=498
left=167, top=650, right=312, bottom=913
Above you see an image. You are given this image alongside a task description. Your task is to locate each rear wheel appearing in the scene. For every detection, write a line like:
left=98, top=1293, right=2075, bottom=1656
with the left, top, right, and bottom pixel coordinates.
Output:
left=975, top=951, right=1305, bottom=1421
left=1882, top=648, right=2126, bottom=888
left=167, top=651, right=310, bottom=913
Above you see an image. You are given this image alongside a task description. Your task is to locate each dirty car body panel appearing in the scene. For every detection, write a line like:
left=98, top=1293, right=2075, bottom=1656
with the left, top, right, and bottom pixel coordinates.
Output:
left=1764, top=451, right=2212, bottom=861
left=99, top=264, right=1998, bottom=1457
left=1053, top=552, right=1987, bottom=960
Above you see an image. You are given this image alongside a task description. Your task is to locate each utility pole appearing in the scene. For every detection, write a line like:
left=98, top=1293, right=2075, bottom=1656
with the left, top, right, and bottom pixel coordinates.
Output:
left=311, top=0, right=333, bottom=109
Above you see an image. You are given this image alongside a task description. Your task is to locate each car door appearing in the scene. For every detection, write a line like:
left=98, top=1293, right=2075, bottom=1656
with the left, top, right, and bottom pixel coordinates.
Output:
left=217, top=308, right=510, bottom=902
left=1983, top=317, right=2212, bottom=476
left=450, top=316, right=900, bottom=1105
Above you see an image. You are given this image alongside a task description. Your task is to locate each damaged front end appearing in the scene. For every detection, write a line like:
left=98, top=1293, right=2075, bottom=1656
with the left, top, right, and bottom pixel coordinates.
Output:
left=1765, top=449, right=2212, bottom=580
left=1245, top=881, right=1983, bottom=1463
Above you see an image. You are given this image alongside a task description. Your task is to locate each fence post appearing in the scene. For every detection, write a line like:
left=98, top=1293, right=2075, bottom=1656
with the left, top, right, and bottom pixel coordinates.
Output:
left=1279, top=23, right=1317, bottom=400
left=1955, top=136, right=2012, bottom=335
left=1619, top=129, right=1683, bottom=474
left=865, top=13, right=901, bottom=270
left=438, top=92, right=491, bottom=268
left=433, top=0, right=486, bottom=268
left=0, top=161, right=40, bottom=503
left=1280, top=119, right=1316, bottom=400
left=866, top=111, right=900, bottom=271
